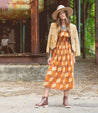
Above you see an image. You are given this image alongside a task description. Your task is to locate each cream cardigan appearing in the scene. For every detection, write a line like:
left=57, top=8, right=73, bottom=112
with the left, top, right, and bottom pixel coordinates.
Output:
left=46, top=22, right=81, bottom=57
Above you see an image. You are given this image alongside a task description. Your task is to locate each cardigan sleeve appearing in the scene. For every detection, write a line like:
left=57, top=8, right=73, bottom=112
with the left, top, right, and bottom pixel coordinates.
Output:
left=75, top=26, right=81, bottom=57
left=46, top=23, right=53, bottom=54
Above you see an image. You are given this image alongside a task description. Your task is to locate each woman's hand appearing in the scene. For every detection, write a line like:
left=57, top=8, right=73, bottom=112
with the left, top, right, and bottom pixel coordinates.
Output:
left=73, top=54, right=76, bottom=64
left=47, top=57, right=52, bottom=65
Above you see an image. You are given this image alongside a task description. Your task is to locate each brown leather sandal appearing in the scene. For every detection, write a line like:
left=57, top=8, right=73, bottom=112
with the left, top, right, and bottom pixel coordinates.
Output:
left=35, top=96, right=48, bottom=108
left=63, top=96, right=71, bottom=108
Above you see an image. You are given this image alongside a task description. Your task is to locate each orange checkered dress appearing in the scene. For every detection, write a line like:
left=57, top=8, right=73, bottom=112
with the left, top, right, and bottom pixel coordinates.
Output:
left=43, top=30, right=74, bottom=90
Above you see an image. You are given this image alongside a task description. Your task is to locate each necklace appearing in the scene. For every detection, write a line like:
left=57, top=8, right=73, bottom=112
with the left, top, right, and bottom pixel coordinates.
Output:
left=62, top=26, right=66, bottom=30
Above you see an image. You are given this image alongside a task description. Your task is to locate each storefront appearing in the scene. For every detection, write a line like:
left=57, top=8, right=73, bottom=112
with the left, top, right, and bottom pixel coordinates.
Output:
left=0, top=0, right=47, bottom=64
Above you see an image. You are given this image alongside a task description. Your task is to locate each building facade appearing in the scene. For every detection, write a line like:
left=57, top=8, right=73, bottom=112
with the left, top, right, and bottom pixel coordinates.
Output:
left=0, top=0, right=97, bottom=64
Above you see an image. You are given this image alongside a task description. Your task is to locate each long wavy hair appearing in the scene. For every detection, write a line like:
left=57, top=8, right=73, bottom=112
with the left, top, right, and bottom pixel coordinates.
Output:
left=56, top=10, right=71, bottom=37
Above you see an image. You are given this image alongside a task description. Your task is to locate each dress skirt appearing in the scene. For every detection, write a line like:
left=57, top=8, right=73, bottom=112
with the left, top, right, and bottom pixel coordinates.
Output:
left=43, top=31, right=74, bottom=90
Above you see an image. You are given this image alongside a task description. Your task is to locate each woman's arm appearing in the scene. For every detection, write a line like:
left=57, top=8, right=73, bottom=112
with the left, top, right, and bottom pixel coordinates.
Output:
left=49, top=48, right=53, bottom=58
left=74, top=26, right=81, bottom=57
left=47, top=48, right=53, bottom=65
left=73, top=52, right=76, bottom=64
left=46, top=23, right=53, bottom=54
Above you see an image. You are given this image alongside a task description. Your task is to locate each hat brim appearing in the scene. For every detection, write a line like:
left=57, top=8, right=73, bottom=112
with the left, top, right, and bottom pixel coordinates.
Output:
left=52, top=7, right=73, bottom=20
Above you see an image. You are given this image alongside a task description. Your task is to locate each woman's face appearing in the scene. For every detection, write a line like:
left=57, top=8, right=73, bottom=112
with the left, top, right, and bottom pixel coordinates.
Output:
left=59, top=11, right=66, bottom=20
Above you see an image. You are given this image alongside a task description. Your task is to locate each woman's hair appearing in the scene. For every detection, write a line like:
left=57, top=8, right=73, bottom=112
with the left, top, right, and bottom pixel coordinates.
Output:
left=56, top=10, right=71, bottom=36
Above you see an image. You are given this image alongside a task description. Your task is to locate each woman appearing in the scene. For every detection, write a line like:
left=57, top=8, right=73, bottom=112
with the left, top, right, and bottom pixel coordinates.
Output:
left=35, top=5, right=80, bottom=108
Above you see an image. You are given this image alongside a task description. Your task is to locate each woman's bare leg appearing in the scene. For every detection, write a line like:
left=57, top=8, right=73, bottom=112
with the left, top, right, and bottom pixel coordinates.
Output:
left=35, top=87, right=50, bottom=107
left=44, top=87, right=50, bottom=97
left=63, top=90, right=70, bottom=107
left=64, top=90, right=68, bottom=96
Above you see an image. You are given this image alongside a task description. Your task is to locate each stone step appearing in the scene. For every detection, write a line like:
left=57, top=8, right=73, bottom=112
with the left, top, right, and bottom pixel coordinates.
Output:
left=0, top=64, right=48, bottom=81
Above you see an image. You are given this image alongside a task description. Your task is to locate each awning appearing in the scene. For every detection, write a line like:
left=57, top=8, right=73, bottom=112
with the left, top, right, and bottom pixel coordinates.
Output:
left=0, top=0, right=44, bottom=20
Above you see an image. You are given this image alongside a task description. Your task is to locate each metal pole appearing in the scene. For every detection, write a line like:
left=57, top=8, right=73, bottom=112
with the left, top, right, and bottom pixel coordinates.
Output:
left=23, top=24, right=25, bottom=53
left=73, top=0, right=75, bottom=24
left=20, top=21, right=23, bottom=53
left=95, top=0, right=98, bottom=64
left=83, top=0, right=86, bottom=58
left=79, top=0, right=81, bottom=50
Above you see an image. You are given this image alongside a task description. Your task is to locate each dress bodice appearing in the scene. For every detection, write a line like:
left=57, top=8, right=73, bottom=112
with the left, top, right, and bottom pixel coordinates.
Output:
left=58, top=30, right=71, bottom=45
left=59, top=30, right=70, bottom=38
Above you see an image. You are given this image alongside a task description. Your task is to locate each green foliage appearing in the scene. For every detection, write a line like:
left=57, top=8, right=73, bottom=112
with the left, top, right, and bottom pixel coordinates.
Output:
left=70, top=0, right=95, bottom=55
left=85, top=1, right=95, bottom=55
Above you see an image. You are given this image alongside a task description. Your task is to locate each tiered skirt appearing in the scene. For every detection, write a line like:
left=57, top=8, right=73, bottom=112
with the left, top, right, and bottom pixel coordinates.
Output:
left=43, top=31, right=74, bottom=90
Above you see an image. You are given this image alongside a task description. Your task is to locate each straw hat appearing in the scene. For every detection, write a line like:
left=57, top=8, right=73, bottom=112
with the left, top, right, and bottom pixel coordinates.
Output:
left=52, top=5, right=73, bottom=20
